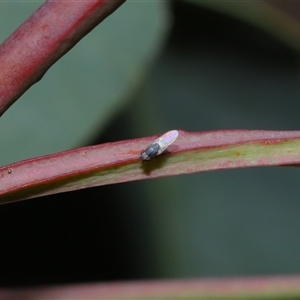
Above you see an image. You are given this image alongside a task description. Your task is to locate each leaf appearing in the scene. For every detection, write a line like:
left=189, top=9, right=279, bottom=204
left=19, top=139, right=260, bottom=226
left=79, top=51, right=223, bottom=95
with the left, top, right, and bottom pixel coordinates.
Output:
left=0, top=2, right=170, bottom=165
left=1, top=130, right=300, bottom=204
left=187, top=0, right=300, bottom=51
left=0, top=0, right=125, bottom=115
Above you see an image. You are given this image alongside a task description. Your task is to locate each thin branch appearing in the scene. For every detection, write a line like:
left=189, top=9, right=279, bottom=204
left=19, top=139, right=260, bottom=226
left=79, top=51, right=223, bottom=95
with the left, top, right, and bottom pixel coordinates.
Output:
left=1, top=129, right=300, bottom=204
left=0, top=0, right=125, bottom=115
left=0, top=275, right=300, bottom=299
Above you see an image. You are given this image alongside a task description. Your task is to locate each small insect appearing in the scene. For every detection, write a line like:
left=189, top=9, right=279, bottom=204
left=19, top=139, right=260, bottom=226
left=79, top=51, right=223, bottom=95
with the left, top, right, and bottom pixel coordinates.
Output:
left=140, top=130, right=179, bottom=161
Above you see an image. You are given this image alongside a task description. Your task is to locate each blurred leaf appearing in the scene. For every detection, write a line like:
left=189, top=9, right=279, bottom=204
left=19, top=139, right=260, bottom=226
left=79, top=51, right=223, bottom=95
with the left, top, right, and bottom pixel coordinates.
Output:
left=0, top=1, right=170, bottom=165
left=132, top=1, right=300, bottom=278
left=187, top=0, right=300, bottom=51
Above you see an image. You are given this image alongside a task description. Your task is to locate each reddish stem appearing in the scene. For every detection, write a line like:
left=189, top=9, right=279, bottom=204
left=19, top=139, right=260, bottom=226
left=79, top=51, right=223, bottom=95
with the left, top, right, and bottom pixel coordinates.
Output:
left=0, top=0, right=125, bottom=115
left=1, top=129, right=300, bottom=204
left=0, top=276, right=300, bottom=299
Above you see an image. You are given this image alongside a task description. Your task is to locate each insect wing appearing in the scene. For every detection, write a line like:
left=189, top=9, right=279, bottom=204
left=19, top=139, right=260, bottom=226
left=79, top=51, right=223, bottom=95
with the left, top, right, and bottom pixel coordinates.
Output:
left=154, top=130, right=179, bottom=155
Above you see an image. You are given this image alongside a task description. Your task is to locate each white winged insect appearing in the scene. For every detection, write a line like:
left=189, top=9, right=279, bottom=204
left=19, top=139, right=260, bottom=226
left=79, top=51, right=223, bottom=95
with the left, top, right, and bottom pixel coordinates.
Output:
left=140, top=130, right=179, bottom=161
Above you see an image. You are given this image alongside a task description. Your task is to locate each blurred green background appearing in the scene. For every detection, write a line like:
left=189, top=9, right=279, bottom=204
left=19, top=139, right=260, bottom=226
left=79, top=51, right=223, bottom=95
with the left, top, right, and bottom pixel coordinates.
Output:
left=0, top=1, right=300, bottom=286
